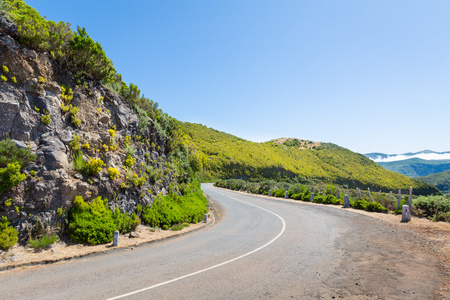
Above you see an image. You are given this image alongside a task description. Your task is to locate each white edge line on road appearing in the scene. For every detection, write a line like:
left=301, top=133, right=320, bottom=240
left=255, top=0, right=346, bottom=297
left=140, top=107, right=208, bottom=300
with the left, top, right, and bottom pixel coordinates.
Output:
left=106, top=188, right=286, bottom=300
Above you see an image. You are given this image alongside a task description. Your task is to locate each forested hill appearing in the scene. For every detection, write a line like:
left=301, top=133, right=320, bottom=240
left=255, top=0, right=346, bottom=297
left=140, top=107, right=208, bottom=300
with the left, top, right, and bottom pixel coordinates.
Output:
left=417, top=170, right=450, bottom=194
left=181, top=122, right=439, bottom=195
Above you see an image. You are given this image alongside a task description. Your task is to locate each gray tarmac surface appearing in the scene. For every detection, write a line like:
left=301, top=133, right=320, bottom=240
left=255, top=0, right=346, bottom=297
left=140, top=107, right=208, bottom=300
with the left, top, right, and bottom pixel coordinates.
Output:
left=0, top=183, right=445, bottom=299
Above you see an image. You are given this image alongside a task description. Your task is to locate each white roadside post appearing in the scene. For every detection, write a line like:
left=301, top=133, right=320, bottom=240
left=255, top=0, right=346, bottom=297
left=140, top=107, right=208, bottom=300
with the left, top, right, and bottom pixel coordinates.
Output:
left=343, top=194, right=350, bottom=208
left=310, top=193, right=315, bottom=202
left=203, top=214, right=208, bottom=222
left=269, top=190, right=272, bottom=196
left=401, top=205, right=411, bottom=222
left=113, top=231, right=119, bottom=246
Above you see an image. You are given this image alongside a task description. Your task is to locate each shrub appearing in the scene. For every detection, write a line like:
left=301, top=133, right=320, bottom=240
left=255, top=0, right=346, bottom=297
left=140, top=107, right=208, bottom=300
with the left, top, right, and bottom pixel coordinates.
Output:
left=82, top=143, right=90, bottom=150
left=414, top=196, right=450, bottom=216
left=61, top=103, right=70, bottom=112
left=28, top=233, right=58, bottom=250
left=124, top=154, right=135, bottom=168
left=61, top=85, right=73, bottom=103
left=431, top=211, right=450, bottom=222
left=69, top=134, right=81, bottom=152
left=273, top=188, right=285, bottom=198
left=38, top=76, right=45, bottom=83
left=142, top=180, right=207, bottom=228
left=107, top=167, right=119, bottom=180
left=2, top=65, right=9, bottom=74
left=322, top=194, right=339, bottom=205
left=68, top=196, right=116, bottom=245
left=123, top=135, right=131, bottom=147
left=351, top=199, right=369, bottom=210
left=0, top=138, right=36, bottom=168
left=0, top=162, right=27, bottom=194
left=4, top=198, right=12, bottom=207
left=70, top=106, right=81, bottom=127
left=0, top=75, right=6, bottom=82
left=130, top=173, right=147, bottom=187
left=0, top=216, right=19, bottom=250
left=40, top=110, right=51, bottom=125
left=84, top=157, right=104, bottom=175
left=108, top=129, right=115, bottom=137
left=112, top=207, right=140, bottom=234
left=11, top=76, right=17, bottom=84
left=414, top=196, right=450, bottom=221
left=364, top=201, right=387, bottom=213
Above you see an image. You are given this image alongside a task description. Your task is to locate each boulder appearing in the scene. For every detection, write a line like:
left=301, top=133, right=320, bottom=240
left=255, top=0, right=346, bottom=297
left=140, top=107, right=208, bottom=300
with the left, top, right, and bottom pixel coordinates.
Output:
left=37, top=133, right=69, bottom=170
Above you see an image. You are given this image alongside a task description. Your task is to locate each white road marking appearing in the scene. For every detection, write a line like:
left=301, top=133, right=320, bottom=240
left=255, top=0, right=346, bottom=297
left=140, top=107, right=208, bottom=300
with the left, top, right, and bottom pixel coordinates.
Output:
left=106, top=188, right=286, bottom=300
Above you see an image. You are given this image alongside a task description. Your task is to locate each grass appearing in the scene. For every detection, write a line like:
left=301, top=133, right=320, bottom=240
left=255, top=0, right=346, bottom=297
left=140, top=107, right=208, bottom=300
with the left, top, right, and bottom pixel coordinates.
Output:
left=28, top=234, right=58, bottom=250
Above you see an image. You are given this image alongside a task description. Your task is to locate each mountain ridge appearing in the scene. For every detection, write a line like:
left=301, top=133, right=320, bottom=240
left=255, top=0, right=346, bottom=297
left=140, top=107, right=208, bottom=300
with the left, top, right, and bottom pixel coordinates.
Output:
left=181, top=122, right=439, bottom=195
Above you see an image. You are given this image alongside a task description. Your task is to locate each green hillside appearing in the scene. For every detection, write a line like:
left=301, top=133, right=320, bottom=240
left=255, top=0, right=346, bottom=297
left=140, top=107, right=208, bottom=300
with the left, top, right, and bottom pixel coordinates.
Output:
left=181, top=123, right=439, bottom=195
left=377, top=158, right=450, bottom=177
left=417, top=170, right=450, bottom=194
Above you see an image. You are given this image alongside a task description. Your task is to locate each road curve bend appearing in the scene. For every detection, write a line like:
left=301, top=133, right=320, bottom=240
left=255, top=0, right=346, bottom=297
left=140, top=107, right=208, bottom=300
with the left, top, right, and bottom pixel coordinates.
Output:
left=0, top=183, right=444, bottom=299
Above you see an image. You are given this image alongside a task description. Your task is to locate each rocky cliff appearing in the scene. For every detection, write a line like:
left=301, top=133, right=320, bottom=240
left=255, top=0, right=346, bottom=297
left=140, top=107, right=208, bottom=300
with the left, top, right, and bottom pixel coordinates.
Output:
left=0, top=15, right=171, bottom=236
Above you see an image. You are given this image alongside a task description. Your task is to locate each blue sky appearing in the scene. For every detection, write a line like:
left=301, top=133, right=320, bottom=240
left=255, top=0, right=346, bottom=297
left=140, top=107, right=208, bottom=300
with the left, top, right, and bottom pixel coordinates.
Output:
left=26, top=0, right=450, bottom=154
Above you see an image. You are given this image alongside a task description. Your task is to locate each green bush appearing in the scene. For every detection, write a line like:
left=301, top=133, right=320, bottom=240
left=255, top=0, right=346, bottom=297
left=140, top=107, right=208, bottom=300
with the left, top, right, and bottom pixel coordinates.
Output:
left=61, top=85, right=73, bottom=103
left=84, top=157, right=104, bottom=175
left=69, top=106, right=81, bottom=127
left=112, top=207, right=140, bottom=234
left=0, top=138, right=36, bottom=168
left=67, top=196, right=116, bottom=245
left=40, top=111, right=51, bottom=125
left=351, top=199, right=369, bottom=210
left=364, top=201, right=387, bottom=213
left=273, top=188, right=285, bottom=198
left=107, top=167, right=119, bottom=180
left=0, top=216, right=18, bottom=250
left=431, top=211, right=450, bottom=222
left=0, top=162, right=26, bottom=194
left=124, top=154, right=135, bottom=168
left=142, top=180, right=207, bottom=228
left=321, top=194, right=340, bottom=205
left=413, top=195, right=450, bottom=221
left=414, top=196, right=450, bottom=216
left=28, top=233, right=58, bottom=250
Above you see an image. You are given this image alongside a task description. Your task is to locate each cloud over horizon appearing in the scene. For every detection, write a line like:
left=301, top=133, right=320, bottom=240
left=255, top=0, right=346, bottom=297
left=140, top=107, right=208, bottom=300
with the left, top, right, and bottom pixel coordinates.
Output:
left=372, top=153, right=450, bottom=163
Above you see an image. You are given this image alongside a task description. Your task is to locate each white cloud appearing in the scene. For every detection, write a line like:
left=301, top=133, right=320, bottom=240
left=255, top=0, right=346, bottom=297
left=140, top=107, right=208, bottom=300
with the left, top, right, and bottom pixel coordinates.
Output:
left=372, top=153, right=450, bottom=163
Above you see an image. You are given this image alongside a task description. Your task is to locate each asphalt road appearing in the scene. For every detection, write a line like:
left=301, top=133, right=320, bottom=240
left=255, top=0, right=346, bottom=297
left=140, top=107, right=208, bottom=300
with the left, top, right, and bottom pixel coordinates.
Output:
left=0, top=184, right=444, bottom=299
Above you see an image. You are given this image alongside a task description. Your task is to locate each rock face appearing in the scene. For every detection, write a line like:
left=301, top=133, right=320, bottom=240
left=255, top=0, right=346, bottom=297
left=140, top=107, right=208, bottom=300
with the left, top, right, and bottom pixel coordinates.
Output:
left=0, top=17, right=172, bottom=236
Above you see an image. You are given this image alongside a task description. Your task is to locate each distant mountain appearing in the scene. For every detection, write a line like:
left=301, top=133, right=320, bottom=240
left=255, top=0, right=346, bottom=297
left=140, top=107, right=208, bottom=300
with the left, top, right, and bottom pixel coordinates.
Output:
left=364, top=150, right=450, bottom=178
left=377, top=158, right=450, bottom=177
left=417, top=170, right=450, bottom=194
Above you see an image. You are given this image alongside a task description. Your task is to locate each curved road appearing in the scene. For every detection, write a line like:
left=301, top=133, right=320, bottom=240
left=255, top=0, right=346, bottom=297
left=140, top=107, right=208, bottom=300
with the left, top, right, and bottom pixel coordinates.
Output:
left=0, top=184, right=444, bottom=299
